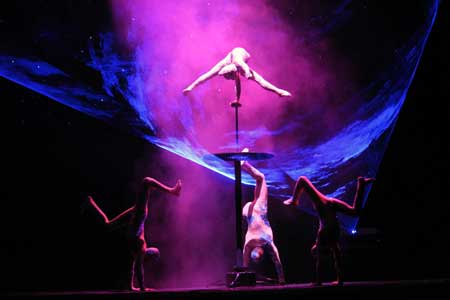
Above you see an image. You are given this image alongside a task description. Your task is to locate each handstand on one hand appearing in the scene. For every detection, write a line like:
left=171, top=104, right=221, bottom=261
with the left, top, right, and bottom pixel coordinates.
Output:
left=241, top=149, right=285, bottom=284
left=86, top=177, right=182, bottom=291
left=183, top=47, right=291, bottom=98
left=284, top=176, right=375, bottom=286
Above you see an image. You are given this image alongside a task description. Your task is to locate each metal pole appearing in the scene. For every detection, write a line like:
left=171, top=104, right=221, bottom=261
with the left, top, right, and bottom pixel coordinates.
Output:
left=234, top=160, right=243, bottom=268
left=233, top=71, right=243, bottom=268
left=235, top=105, right=239, bottom=150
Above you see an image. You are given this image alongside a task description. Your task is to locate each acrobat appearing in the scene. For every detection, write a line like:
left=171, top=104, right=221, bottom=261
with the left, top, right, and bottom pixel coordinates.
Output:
left=284, top=176, right=375, bottom=286
left=85, top=177, right=182, bottom=291
left=182, top=47, right=291, bottom=98
left=241, top=150, right=285, bottom=284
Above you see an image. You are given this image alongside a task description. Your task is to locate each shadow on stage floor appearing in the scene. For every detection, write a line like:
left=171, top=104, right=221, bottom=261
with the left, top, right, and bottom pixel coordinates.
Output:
left=5, top=279, right=450, bottom=300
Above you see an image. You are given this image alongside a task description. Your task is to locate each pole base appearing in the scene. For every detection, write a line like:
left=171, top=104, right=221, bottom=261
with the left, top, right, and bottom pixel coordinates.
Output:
left=226, top=271, right=256, bottom=288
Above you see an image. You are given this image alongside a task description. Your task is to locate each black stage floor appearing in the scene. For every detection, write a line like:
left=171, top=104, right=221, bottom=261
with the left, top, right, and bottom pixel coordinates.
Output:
left=5, top=279, right=450, bottom=300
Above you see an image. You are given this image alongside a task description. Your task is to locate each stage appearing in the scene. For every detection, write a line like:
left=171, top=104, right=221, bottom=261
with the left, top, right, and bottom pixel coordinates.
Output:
left=2, top=1, right=449, bottom=300
left=6, top=279, right=450, bottom=300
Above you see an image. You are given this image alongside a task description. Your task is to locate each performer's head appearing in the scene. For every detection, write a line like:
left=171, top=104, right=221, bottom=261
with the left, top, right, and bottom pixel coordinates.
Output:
left=251, top=247, right=264, bottom=263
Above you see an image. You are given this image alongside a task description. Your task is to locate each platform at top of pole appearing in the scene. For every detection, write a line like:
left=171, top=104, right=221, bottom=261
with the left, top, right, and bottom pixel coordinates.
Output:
left=213, top=152, right=274, bottom=162
left=230, top=100, right=242, bottom=108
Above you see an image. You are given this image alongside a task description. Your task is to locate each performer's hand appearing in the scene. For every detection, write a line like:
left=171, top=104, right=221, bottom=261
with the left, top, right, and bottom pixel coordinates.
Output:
left=240, top=147, right=249, bottom=166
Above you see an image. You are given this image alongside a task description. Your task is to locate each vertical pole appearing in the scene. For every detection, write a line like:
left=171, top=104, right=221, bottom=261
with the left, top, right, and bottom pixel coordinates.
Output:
left=234, top=160, right=243, bottom=268
left=235, top=105, right=239, bottom=151
left=232, top=71, right=243, bottom=268
left=234, top=72, right=241, bottom=151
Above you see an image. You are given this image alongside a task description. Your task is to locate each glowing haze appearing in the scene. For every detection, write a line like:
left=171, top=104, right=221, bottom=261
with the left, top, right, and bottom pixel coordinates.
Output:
left=0, top=0, right=440, bottom=289
left=107, top=0, right=363, bottom=185
left=105, top=0, right=438, bottom=228
left=104, top=0, right=438, bottom=287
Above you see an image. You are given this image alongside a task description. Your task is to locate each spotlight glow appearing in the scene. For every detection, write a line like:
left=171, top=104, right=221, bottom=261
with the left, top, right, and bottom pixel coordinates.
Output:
left=0, top=0, right=439, bottom=233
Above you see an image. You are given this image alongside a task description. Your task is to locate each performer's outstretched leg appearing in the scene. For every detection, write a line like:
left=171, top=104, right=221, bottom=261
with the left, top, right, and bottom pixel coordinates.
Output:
left=329, top=177, right=376, bottom=216
left=241, top=161, right=267, bottom=202
left=251, top=70, right=291, bottom=97
left=143, top=177, right=182, bottom=196
left=85, top=196, right=135, bottom=227
left=283, top=176, right=327, bottom=206
left=284, top=176, right=375, bottom=212
left=85, top=196, right=110, bottom=224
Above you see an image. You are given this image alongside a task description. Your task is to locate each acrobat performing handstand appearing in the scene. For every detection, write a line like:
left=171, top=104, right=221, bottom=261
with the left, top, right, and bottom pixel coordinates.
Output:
left=283, top=176, right=375, bottom=286
left=182, top=47, right=291, bottom=98
left=84, top=177, right=182, bottom=291
left=241, top=149, right=285, bottom=284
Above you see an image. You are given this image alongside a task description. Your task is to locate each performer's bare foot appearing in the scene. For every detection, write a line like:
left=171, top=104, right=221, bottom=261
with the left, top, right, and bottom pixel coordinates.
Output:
left=171, top=180, right=182, bottom=197
left=182, top=87, right=193, bottom=95
left=240, top=147, right=249, bottom=166
left=331, top=280, right=343, bottom=286
left=283, top=198, right=298, bottom=206
left=358, top=176, right=376, bottom=184
left=278, top=89, right=291, bottom=97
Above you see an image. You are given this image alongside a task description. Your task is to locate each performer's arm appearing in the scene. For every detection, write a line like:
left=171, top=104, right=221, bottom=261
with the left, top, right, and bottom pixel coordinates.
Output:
left=233, top=57, right=252, bottom=79
left=243, top=242, right=252, bottom=268
left=268, top=243, right=285, bottom=284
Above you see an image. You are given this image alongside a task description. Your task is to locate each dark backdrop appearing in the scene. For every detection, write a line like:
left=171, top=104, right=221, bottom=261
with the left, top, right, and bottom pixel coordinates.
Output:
left=1, top=0, right=449, bottom=292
